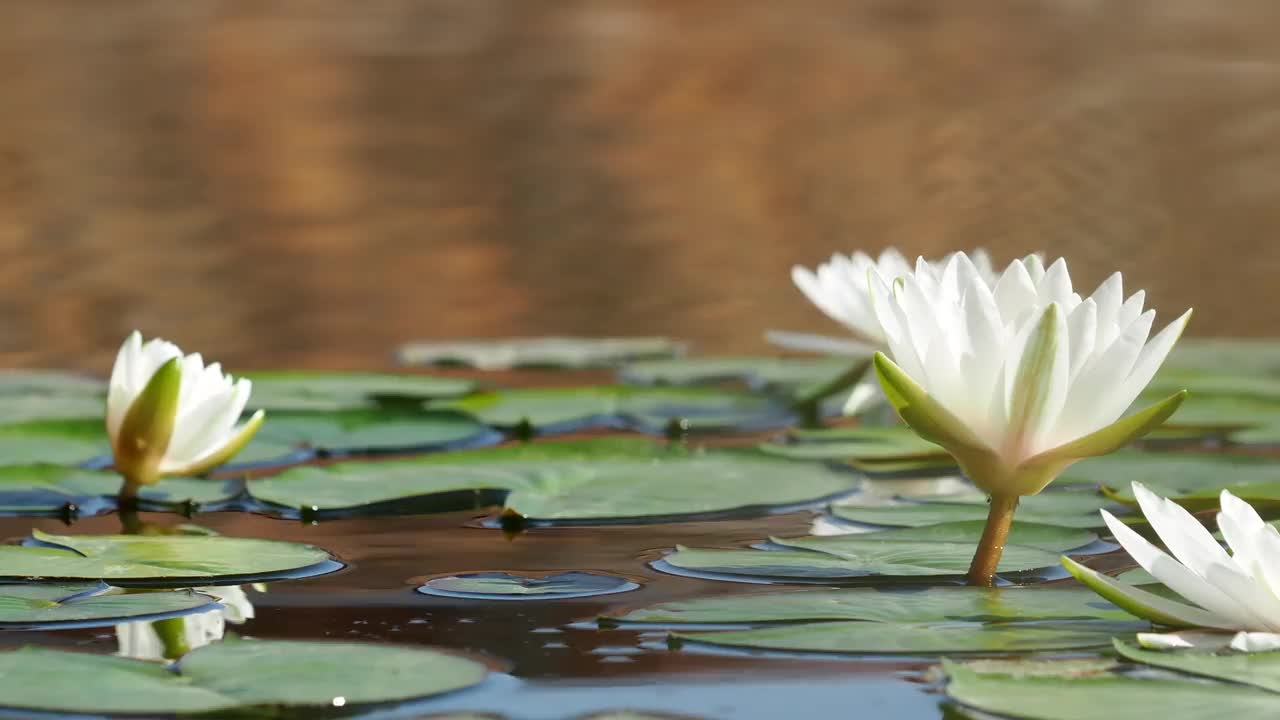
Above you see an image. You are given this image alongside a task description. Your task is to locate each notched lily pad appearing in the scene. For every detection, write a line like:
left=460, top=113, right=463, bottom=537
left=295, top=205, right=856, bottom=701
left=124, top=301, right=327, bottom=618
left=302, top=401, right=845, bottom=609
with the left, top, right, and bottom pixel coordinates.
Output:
left=418, top=571, right=638, bottom=600
left=0, top=640, right=488, bottom=715
left=397, top=336, right=687, bottom=370
left=0, top=531, right=337, bottom=585
left=0, top=465, right=241, bottom=518
left=0, top=582, right=218, bottom=629
left=437, top=386, right=796, bottom=435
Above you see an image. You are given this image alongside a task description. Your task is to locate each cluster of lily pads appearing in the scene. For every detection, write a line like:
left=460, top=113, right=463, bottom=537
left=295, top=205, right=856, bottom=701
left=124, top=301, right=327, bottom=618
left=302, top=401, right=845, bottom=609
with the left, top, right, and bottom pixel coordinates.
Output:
left=5, top=249, right=1280, bottom=717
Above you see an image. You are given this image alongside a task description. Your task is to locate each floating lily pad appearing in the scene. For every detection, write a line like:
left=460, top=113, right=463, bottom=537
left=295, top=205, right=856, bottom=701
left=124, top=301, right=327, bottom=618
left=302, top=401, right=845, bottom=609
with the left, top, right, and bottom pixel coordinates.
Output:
left=0, top=583, right=218, bottom=629
left=0, top=531, right=335, bottom=585
left=658, top=536, right=1064, bottom=582
left=620, top=356, right=863, bottom=396
left=831, top=493, right=1112, bottom=529
left=438, top=386, right=795, bottom=435
left=244, top=371, right=476, bottom=411
left=397, top=336, right=686, bottom=370
left=779, top=520, right=1096, bottom=553
left=418, top=571, right=638, bottom=600
left=0, top=640, right=488, bottom=715
left=1064, top=451, right=1279, bottom=498
left=1166, top=338, right=1280, bottom=375
left=607, top=586, right=1133, bottom=625
left=674, top=620, right=1134, bottom=655
left=1113, top=640, right=1280, bottom=693
left=0, top=418, right=109, bottom=465
left=1136, top=390, right=1280, bottom=439
left=943, top=659, right=1280, bottom=719
left=244, top=409, right=499, bottom=460
left=0, top=465, right=240, bottom=517
left=761, top=426, right=956, bottom=476
left=0, top=371, right=108, bottom=425
left=251, top=439, right=859, bottom=522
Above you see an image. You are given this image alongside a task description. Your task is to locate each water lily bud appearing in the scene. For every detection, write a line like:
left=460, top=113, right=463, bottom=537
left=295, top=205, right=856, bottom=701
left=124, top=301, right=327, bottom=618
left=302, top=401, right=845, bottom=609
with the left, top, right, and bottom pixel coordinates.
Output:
left=107, top=331, right=265, bottom=488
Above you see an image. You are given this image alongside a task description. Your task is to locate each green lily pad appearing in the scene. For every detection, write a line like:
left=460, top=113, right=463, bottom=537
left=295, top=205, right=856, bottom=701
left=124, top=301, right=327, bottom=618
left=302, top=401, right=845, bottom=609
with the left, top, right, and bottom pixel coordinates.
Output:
left=396, top=336, right=687, bottom=369
left=1064, top=451, right=1279, bottom=498
left=762, top=426, right=950, bottom=463
left=438, top=386, right=795, bottom=435
left=0, top=583, right=218, bottom=629
left=1166, top=338, right=1280, bottom=375
left=418, top=571, right=638, bottom=600
left=781, top=520, right=1096, bottom=552
left=1114, top=640, right=1280, bottom=693
left=0, top=530, right=335, bottom=585
left=0, top=371, right=108, bottom=426
left=943, top=659, right=1280, bottom=719
left=1137, top=390, right=1280, bottom=437
left=242, top=409, right=498, bottom=460
left=251, top=439, right=859, bottom=522
left=0, top=465, right=240, bottom=517
left=674, top=620, right=1134, bottom=655
left=659, top=536, right=1064, bottom=582
left=0, top=640, right=488, bottom=715
left=0, top=418, right=110, bottom=465
left=831, top=493, right=1112, bottom=529
left=244, top=371, right=476, bottom=411
left=607, top=586, right=1133, bottom=625
left=621, top=356, right=862, bottom=395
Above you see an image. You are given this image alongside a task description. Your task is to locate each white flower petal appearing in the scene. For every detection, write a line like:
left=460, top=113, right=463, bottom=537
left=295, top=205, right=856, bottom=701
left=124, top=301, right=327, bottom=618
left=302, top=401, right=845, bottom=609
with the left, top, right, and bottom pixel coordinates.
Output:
left=1231, top=632, right=1280, bottom=652
left=1138, top=631, right=1234, bottom=650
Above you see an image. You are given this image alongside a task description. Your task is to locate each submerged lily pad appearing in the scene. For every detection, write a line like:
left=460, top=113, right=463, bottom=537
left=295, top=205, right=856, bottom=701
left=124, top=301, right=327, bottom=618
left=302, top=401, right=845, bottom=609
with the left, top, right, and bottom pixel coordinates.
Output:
left=251, top=439, right=859, bottom=522
left=674, top=620, right=1133, bottom=655
left=244, top=371, right=476, bottom=411
left=831, top=493, right=1113, bottom=529
left=943, top=659, right=1280, bottom=719
left=418, top=571, right=638, bottom=600
left=0, top=583, right=218, bottom=629
left=608, top=586, right=1133, bottom=625
left=438, top=386, right=795, bottom=435
left=0, top=640, right=488, bottom=715
left=397, top=336, right=687, bottom=369
left=0, top=465, right=240, bottom=517
left=0, top=531, right=335, bottom=585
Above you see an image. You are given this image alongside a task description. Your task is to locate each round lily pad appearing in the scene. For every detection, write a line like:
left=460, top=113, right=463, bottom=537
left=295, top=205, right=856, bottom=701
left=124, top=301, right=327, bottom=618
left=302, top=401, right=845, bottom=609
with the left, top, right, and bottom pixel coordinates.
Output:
left=0, top=531, right=337, bottom=585
left=780, top=520, right=1097, bottom=552
left=1113, top=640, right=1280, bottom=693
left=673, top=620, right=1136, bottom=655
left=831, top=493, right=1113, bottom=530
left=396, top=336, right=686, bottom=369
left=436, top=386, right=795, bottom=435
left=249, top=439, right=860, bottom=523
left=606, top=586, right=1133, bottom=625
left=0, top=583, right=219, bottom=629
left=242, top=409, right=500, bottom=461
left=0, top=465, right=241, bottom=518
left=0, top=640, right=488, bottom=715
left=418, top=571, right=638, bottom=600
left=244, top=371, right=477, bottom=412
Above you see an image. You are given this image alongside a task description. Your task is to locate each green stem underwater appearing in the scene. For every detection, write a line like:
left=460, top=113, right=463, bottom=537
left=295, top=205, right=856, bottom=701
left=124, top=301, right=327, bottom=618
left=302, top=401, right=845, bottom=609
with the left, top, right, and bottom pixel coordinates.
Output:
left=966, top=493, right=1019, bottom=587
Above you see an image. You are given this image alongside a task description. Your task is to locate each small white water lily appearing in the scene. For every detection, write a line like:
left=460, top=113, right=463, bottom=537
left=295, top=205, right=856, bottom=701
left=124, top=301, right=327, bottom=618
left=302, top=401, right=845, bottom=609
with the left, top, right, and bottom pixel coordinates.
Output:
left=868, top=253, right=1190, bottom=585
left=1063, top=483, right=1280, bottom=652
left=116, top=585, right=255, bottom=661
left=107, top=331, right=265, bottom=491
left=779, top=248, right=997, bottom=414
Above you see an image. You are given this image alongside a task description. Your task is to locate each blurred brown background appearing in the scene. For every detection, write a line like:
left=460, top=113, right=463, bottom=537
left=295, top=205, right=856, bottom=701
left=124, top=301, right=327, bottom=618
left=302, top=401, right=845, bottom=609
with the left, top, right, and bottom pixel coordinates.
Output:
left=1, top=0, right=1278, bottom=372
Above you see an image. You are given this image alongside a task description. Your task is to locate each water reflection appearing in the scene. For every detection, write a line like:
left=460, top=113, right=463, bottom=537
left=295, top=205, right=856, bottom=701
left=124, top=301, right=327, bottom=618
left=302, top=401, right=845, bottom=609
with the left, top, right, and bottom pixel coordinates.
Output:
left=115, top=585, right=257, bottom=661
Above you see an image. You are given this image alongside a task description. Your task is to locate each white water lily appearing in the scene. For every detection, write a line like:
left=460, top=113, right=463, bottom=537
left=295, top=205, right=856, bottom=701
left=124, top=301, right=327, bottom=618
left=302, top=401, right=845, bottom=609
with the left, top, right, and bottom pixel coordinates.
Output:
left=107, top=332, right=265, bottom=490
left=1063, top=483, right=1280, bottom=652
left=868, top=253, right=1190, bottom=585
left=778, top=248, right=997, bottom=414
left=115, top=585, right=256, bottom=661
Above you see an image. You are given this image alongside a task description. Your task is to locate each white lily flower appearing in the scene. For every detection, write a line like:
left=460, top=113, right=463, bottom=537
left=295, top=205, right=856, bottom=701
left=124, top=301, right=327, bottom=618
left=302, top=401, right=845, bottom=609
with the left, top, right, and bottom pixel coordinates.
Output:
left=780, top=249, right=997, bottom=415
left=869, top=253, right=1191, bottom=499
left=107, top=331, right=265, bottom=489
left=1063, top=482, right=1280, bottom=652
left=116, top=585, right=256, bottom=661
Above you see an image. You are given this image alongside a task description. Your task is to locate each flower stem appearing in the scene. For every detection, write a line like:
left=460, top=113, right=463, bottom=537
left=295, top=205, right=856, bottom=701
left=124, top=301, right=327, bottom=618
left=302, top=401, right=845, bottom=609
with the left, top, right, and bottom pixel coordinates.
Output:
left=966, top=493, right=1020, bottom=587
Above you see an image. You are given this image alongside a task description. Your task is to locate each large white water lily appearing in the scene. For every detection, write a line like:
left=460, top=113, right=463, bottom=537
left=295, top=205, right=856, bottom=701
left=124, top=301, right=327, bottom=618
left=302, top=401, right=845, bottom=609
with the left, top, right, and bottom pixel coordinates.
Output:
left=870, top=253, right=1190, bottom=499
left=116, top=585, right=255, bottom=661
left=107, top=331, right=265, bottom=490
left=778, top=248, right=997, bottom=414
left=1063, top=483, right=1280, bottom=653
